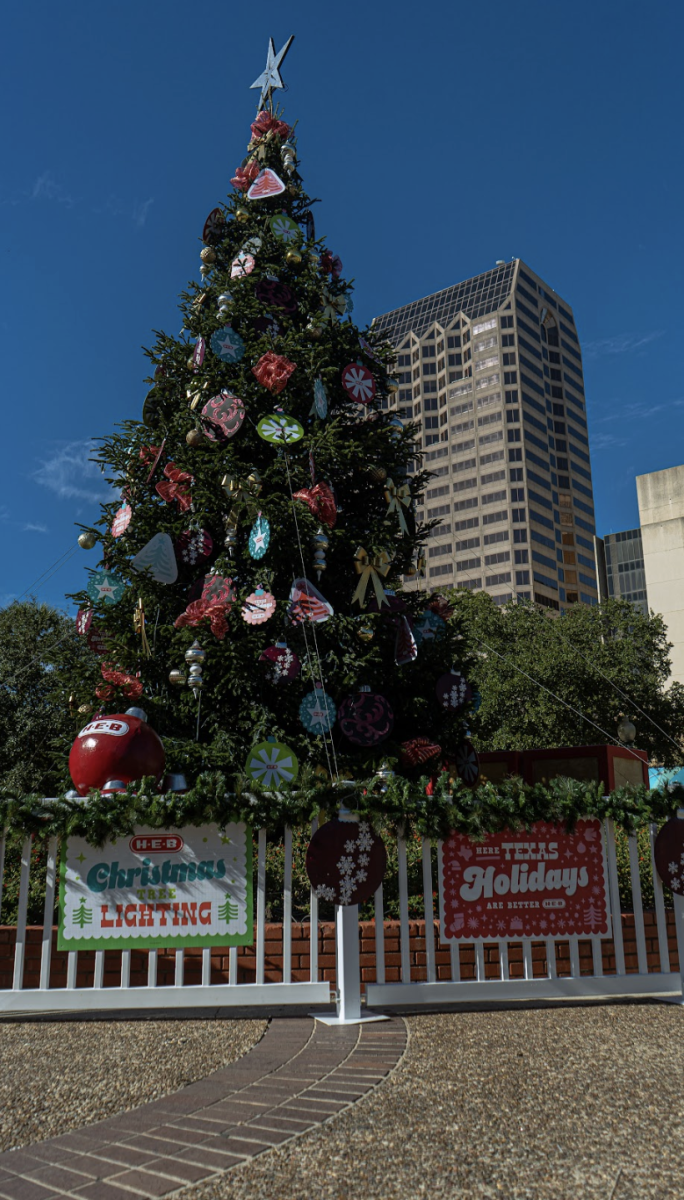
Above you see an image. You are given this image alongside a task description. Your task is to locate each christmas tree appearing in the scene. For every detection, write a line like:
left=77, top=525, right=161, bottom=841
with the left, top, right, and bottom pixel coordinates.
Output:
left=66, top=38, right=476, bottom=796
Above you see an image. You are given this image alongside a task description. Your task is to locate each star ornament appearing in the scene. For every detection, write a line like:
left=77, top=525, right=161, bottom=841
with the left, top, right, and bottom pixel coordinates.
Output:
left=250, top=35, right=295, bottom=111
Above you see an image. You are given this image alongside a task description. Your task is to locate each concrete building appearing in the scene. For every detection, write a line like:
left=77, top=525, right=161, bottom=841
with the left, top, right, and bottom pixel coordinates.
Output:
left=373, top=259, right=598, bottom=612
left=594, top=529, right=649, bottom=617
left=637, top=464, right=684, bottom=685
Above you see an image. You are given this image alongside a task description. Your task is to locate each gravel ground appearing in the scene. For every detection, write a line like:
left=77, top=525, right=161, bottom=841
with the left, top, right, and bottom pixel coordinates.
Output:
left=0, top=1017, right=266, bottom=1153
left=178, top=1005, right=684, bottom=1200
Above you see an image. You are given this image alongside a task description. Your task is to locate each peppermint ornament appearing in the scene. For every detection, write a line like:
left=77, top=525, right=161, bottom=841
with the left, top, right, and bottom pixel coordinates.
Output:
left=248, top=513, right=270, bottom=559
left=259, top=640, right=301, bottom=684
left=201, top=391, right=245, bottom=441
left=111, top=502, right=131, bottom=539
left=210, top=325, right=245, bottom=363
left=453, top=739, right=480, bottom=787
left=270, top=212, right=300, bottom=242
left=257, top=412, right=304, bottom=444
left=288, top=578, right=333, bottom=624
left=176, top=528, right=213, bottom=566
left=413, top=610, right=446, bottom=646
left=436, top=669, right=472, bottom=710
left=305, top=819, right=386, bottom=906
left=241, top=587, right=276, bottom=625
left=400, top=738, right=441, bottom=768
left=654, top=816, right=684, bottom=896
left=131, top=533, right=178, bottom=584
left=87, top=570, right=125, bottom=606
left=245, top=738, right=299, bottom=786
left=247, top=168, right=286, bottom=200
left=202, top=207, right=225, bottom=244
left=299, top=685, right=337, bottom=735
left=313, top=377, right=328, bottom=419
left=231, top=251, right=255, bottom=278
left=342, top=361, right=376, bottom=405
left=337, top=687, right=394, bottom=747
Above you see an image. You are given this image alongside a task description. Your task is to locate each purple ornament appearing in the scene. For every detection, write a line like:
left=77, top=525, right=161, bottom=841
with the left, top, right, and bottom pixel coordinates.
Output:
left=337, top=687, right=394, bottom=747
left=436, top=670, right=472, bottom=711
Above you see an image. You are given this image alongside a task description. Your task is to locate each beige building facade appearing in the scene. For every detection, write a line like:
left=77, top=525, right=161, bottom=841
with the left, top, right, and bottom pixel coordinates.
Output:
left=637, top=464, right=684, bottom=685
left=373, top=260, right=598, bottom=612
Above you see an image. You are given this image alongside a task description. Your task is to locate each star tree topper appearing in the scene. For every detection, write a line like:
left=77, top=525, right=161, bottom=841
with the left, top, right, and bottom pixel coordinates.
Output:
left=250, top=35, right=295, bottom=111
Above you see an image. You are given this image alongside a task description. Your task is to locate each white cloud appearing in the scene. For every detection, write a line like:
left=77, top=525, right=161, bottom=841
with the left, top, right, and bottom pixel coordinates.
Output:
left=583, top=330, right=665, bottom=359
left=31, top=171, right=75, bottom=208
left=33, top=441, right=115, bottom=503
left=98, top=194, right=154, bottom=228
left=22, top=523, right=49, bottom=533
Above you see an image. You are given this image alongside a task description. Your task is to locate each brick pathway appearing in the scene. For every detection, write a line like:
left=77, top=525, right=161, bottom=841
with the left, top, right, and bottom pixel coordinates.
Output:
left=0, top=1017, right=407, bottom=1199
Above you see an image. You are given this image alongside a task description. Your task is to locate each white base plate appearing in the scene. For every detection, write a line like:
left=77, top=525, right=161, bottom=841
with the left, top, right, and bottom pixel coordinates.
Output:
left=310, top=1010, right=389, bottom=1025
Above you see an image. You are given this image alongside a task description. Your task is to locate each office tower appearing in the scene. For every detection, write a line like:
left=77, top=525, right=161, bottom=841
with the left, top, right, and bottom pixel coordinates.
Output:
left=637, top=464, right=684, bottom=685
left=373, top=260, right=598, bottom=611
left=594, top=530, right=648, bottom=617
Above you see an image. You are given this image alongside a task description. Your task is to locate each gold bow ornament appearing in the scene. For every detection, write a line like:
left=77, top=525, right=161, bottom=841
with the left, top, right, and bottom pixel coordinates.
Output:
left=221, top=470, right=262, bottom=510
left=384, top=478, right=411, bottom=535
left=352, top=547, right=393, bottom=609
left=320, top=286, right=348, bottom=324
left=133, top=597, right=152, bottom=658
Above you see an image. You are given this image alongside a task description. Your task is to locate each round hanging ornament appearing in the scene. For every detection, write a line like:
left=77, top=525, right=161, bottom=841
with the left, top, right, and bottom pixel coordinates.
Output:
left=257, top=412, right=304, bottom=445
left=299, top=685, right=337, bottom=735
left=413, top=610, right=446, bottom=645
left=245, top=738, right=299, bottom=786
left=241, top=587, right=276, bottom=625
left=254, top=278, right=298, bottom=313
left=436, top=669, right=472, bottom=710
left=87, top=570, right=125, bottom=606
left=259, top=640, right=301, bottom=684
left=111, top=502, right=132, bottom=539
left=176, top=528, right=213, bottom=566
left=337, top=686, right=394, bottom=747
left=248, top=513, right=270, bottom=559
left=231, top=251, right=255, bottom=278
left=342, top=361, right=376, bottom=405
left=69, top=711, right=166, bottom=797
left=270, top=212, right=300, bottom=242
left=305, top=819, right=386, bottom=906
left=202, top=207, right=226, bottom=244
left=210, top=326, right=245, bottom=363
left=201, top=391, right=246, bottom=441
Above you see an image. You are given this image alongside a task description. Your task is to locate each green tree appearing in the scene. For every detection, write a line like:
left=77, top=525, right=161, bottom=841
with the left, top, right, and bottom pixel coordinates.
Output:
left=0, top=599, right=92, bottom=797
left=62, top=97, right=474, bottom=786
left=451, top=590, right=684, bottom=762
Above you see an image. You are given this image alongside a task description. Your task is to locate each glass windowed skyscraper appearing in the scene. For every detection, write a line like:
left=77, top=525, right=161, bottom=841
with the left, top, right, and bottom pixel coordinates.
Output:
left=373, top=259, right=598, bottom=611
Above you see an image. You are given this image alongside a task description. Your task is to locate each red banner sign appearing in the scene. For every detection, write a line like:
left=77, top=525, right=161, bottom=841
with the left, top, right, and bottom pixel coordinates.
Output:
left=440, top=819, right=610, bottom=941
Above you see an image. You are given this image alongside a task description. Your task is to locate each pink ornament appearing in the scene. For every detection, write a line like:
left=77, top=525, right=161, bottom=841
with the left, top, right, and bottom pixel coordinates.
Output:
left=111, top=503, right=132, bottom=539
left=231, top=252, right=255, bottom=278
left=247, top=168, right=286, bottom=200
left=259, top=640, right=301, bottom=684
left=242, top=587, right=276, bottom=625
left=201, top=391, right=245, bottom=441
left=192, top=337, right=205, bottom=371
left=342, top=362, right=376, bottom=405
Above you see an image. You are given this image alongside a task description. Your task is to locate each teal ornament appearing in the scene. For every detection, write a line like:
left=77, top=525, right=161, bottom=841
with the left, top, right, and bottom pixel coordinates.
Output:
left=249, top=513, right=270, bottom=559
left=245, top=738, right=299, bottom=787
left=87, top=570, right=125, bottom=606
left=413, top=610, right=446, bottom=646
left=299, top=685, right=337, bottom=735
left=257, top=412, right=304, bottom=445
left=270, top=213, right=300, bottom=243
left=210, top=325, right=245, bottom=363
left=471, top=691, right=482, bottom=712
left=312, top=377, right=328, bottom=419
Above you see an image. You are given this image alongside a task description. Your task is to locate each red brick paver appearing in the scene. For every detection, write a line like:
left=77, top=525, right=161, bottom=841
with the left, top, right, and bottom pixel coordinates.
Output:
left=0, top=1018, right=407, bottom=1199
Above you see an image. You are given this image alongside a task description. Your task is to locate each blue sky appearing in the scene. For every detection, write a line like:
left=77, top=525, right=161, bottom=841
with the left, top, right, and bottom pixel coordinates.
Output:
left=1, top=0, right=682, bottom=612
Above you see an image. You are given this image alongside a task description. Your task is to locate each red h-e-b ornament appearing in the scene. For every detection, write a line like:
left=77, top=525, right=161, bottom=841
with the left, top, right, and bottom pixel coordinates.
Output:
left=69, top=711, right=165, bottom=796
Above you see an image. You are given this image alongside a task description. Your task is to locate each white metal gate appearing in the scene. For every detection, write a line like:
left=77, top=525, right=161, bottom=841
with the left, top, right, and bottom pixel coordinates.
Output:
left=0, top=818, right=681, bottom=1016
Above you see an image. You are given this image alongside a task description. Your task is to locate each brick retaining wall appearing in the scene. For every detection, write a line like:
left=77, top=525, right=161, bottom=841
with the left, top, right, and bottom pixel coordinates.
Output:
left=0, top=913, right=678, bottom=992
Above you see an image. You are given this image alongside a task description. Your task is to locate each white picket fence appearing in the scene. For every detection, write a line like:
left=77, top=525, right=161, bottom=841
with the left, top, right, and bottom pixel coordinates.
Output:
left=0, top=819, right=682, bottom=1017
